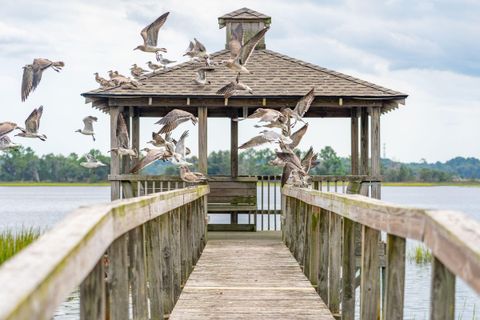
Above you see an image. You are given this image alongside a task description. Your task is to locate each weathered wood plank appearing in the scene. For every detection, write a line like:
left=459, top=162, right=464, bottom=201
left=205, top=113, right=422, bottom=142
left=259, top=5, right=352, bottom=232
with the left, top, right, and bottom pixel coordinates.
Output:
left=360, top=107, right=369, bottom=176
left=309, top=206, right=319, bottom=285
left=360, top=225, right=380, bottom=320
left=80, top=260, right=105, bottom=320
left=230, top=115, right=238, bottom=177
left=198, top=106, right=208, bottom=174
left=107, top=234, right=129, bottom=320
left=328, top=212, right=341, bottom=313
left=342, top=217, right=356, bottom=320
left=128, top=226, right=148, bottom=320
left=146, top=218, right=164, bottom=320
left=351, top=108, right=359, bottom=175
left=171, top=209, right=182, bottom=302
left=430, top=257, right=455, bottom=320
left=384, top=234, right=405, bottom=320
left=370, top=106, right=381, bottom=199
left=317, top=208, right=330, bottom=303
left=159, top=214, right=174, bottom=314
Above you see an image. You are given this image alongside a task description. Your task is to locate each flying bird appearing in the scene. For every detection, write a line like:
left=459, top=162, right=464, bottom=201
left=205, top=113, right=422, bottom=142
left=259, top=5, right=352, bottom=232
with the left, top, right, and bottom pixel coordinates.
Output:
left=15, top=106, right=47, bottom=141
left=193, top=68, right=211, bottom=86
left=217, top=74, right=253, bottom=98
left=283, top=88, right=315, bottom=125
left=239, top=130, right=292, bottom=149
left=110, top=113, right=138, bottom=159
left=179, top=166, right=207, bottom=183
left=81, top=154, right=107, bottom=169
left=0, top=122, right=19, bottom=138
left=156, top=109, right=197, bottom=134
left=170, top=130, right=191, bottom=166
left=75, top=116, right=97, bottom=141
left=0, top=135, right=20, bottom=151
left=288, top=123, right=308, bottom=149
left=21, top=58, right=64, bottom=101
left=129, top=147, right=167, bottom=173
left=134, top=12, right=170, bottom=60
left=276, top=151, right=307, bottom=187
left=147, top=131, right=169, bottom=147
left=222, top=26, right=269, bottom=74
left=243, top=108, right=285, bottom=124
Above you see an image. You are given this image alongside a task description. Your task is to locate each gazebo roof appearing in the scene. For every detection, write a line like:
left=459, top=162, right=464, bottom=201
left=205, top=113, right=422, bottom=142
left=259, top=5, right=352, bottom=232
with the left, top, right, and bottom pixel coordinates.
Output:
left=218, top=7, right=271, bottom=23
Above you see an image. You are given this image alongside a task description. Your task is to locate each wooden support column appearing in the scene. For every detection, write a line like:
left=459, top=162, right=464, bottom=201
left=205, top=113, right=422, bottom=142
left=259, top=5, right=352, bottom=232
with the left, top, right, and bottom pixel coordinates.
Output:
left=351, top=108, right=359, bottom=175
left=430, top=257, right=455, bottom=320
left=80, top=260, right=105, bottom=320
left=371, top=107, right=381, bottom=199
left=131, top=107, right=140, bottom=164
left=231, top=113, right=238, bottom=177
left=384, top=234, right=406, bottom=320
left=110, top=107, right=122, bottom=201
left=342, top=217, right=356, bottom=320
left=198, top=107, right=208, bottom=174
left=360, top=107, right=369, bottom=177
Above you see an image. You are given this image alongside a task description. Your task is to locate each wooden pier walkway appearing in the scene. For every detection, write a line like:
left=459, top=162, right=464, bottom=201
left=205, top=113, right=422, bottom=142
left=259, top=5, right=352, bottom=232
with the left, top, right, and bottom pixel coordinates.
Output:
left=170, top=232, right=334, bottom=319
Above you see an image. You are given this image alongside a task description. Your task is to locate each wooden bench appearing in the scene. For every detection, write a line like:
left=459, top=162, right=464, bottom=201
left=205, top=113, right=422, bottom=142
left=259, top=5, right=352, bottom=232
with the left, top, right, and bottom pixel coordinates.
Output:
left=207, top=176, right=257, bottom=231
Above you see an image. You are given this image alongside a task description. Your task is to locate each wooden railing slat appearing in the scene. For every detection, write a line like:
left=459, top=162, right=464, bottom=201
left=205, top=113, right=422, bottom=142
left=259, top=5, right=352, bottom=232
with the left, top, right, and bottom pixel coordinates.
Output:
left=328, top=212, right=341, bottom=314
left=146, top=218, right=164, bottom=319
left=107, top=234, right=129, bottom=320
left=341, top=218, right=356, bottom=320
left=384, top=234, right=406, bottom=320
left=80, top=260, right=105, bottom=320
left=430, top=257, right=456, bottom=320
left=317, top=208, right=330, bottom=303
left=360, top=225, right=380, bottom=320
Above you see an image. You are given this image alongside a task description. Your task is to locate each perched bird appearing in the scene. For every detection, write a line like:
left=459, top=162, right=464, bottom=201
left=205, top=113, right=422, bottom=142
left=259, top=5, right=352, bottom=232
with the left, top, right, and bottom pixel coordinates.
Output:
left=0, top=122, right=20, bottom=138
left=147, top=61, right=162, bottom=72
left=129, top=147, right=166, bottom=173
left=130, top=64, right=148, bottom=78
left=75, top=116, right=97, bottom=141
left=283, top=88, right=315, bottom=125
left=134, top=12, right=170, bottom=60
left=239, top=130, right=292, bottom=149
left=222, top=26, right=269, bottom=74
left=156, top=54, right=176, bottom=69
left=217, top=74, right=253, bottom=98
left=193, top=68, right=211, bottom=86
left=81, top=154, right=107, bottom=169
left=15, top=106, right=47, bottom=141
left=21, top=58, right=64, bottom=101
left=156, top=109, right=197, bottom=134
left=94, top=72, right=112, bottom=88
left=0, top=135, right=20, bottom=151
left=179, top=165, right=207, bottom=183
left=288, top=123, right=308, bottom=149
left=111, top=113, right=137, bottom=159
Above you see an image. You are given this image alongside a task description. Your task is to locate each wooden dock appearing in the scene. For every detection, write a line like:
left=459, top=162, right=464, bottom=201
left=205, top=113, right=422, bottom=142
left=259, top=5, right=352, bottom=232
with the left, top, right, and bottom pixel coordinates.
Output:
left=170, top=232, right=334, bottom=319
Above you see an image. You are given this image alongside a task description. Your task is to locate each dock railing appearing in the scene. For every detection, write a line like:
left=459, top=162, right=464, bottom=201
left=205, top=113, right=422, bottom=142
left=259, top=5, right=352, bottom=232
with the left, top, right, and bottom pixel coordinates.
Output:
left=0, top=185, right=209, bottom=320
left=282, top=185, right=480, bottom=320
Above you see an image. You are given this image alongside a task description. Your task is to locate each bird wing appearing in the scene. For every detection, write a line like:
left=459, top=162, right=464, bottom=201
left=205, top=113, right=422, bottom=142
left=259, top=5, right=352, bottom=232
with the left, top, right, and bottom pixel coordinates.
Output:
left=197, top=68, right=206, bottom=81
left=281, top=164, right=293, bottom=187
left=0, top=122, right=16, bottom=137
left=25, top=106, right=43, bottom=133
left=294, top=87, right=315, bottom=117
left=157, top=111, right=192, bottom=134
left=237, top=26, right=269, bottom=66
left=301, top=147, right=314, bottom=171
left=216, top=81, right=236, bottom=98
left=239, top=135, right=270, bottom=149
left=140, top=12, right=169, bottom=47
left=21, top=65, right=34, bottom=101
left=85, top=153, right=95, bottom=162
left=130, top=149, right=162, bottom=173
left=194, top=38, right=207, bottom=53
left=152, top=131, right=166, bottom=145
left=276, top=151, right=303, bottom=171
left=83, top=116, right=97, bottom=131
left=289, top=123, right=308, bottom=149
left=156, top=109, right=192, bottom=125
left=116, top=113, right=130, bottom=148
left=185, top=40, right=194, bottom=53
left=174, top=130, right=189, bottom=156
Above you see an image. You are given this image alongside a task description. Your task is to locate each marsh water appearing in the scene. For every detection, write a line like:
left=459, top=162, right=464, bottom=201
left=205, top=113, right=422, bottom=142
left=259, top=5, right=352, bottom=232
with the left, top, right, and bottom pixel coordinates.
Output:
left=0, top=185, right=478, bottom=319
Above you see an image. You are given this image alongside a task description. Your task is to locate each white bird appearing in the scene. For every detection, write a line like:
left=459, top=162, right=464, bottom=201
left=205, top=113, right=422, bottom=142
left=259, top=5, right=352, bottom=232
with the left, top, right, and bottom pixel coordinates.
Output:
left=156, top=54, right=176, bottom=69
left=110, top=113, right=137, bottom=159
left=193, top=68, right=211, bottom=86
left=75, top=116, right=97, bottom=141
left=80, top=154, right=107, bottom=169
left=0, top=135, right=20, bottom=151
left=170, top=130, right=192, bottom=166
left=239, top=130, right=292, bottom=149
left=15, top=106, right=47, bottom=141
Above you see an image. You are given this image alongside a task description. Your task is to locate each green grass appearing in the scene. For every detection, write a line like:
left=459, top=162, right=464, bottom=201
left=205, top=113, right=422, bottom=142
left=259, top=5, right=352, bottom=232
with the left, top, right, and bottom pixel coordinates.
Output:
left=0, top=182, right=109, bottom=187
left=0, top=227, right=41, bottom=266
left=407, top=244, right=433, bottom=264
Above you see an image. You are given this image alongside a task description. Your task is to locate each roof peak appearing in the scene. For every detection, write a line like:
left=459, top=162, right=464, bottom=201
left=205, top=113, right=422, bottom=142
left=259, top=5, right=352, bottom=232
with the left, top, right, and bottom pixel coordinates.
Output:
left=218, top=8, right=271, bottom=21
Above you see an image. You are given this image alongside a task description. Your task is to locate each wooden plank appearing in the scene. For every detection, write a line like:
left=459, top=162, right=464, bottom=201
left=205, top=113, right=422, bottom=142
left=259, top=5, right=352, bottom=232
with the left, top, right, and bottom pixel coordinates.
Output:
left=328, top=213, right=341, bottom=313
left=230, top=115, right=238, bottom=177
left=171, top=209, right=182, bottom=302
left=317, top=208, right=329, bottom=303
left=370, top=107, right=381, bottom=199
left=360, top=225, right=380, bottom=320
left=430, top=257, right=455, bottom=320
left=107, top=234, right=129, bottom=320
left=146, top=218, right=164, bottom=319
left=80, top=260, right=105, bottom=320
left=198, top=106, right=208, bottom=174
left=360, top=107, right=369, bottom=176
left=342, top=217, right=356, bottom=320
left=309, top=206, right=319, bottom=285
left=350, top=108, right=359, bottom=175
left=128, top=226, right=148, bottom=320
left=159, top=214, right=174, bottom=314
left=169, top=237, right=334, bottom=319
left=384, top=234, right=405, bottom=320
left=110, top=107, right=121, bottom=200
left=208, top=224, right=255, bottom=232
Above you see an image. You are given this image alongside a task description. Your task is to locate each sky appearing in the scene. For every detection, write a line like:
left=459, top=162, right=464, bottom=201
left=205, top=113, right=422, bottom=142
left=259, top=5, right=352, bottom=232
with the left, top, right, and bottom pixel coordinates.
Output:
left=1, top=0, right=479, bottom=163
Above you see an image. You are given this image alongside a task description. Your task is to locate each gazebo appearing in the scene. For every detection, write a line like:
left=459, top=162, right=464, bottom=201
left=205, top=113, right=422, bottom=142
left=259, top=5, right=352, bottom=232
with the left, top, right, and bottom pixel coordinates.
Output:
left=82, top=8, right=407, bottom=229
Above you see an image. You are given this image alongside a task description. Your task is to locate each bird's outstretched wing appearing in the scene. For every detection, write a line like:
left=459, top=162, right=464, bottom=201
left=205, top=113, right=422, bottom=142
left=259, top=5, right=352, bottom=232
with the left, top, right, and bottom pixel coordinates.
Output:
left=116, top=113, right=130, bottom=148
left=174, top=130, right=189, bottom=157
left=21, top=65, right=34, bottom=101
left=237, top=26, right=269, bottom=66
left=194, top=38, right=206, bottom=53
left=141, top=12, right=169, bottom=47
left=156, top=109, right=195, bottom=134
left=25, top=106, right=43, bottom=133
left=294, top=88, right=315, bottom=117
left=152, top=131, right=166, bottom=145
left=281, top=164, right=293, bottom=187
left=289, top=123, right=308, bottom=149
left=216, top=81, right=236, bottom=98
left=239, top=134, right=269, bottom=149
left=0, top=122, right=17, bottom=137
left=83, top=116, right=97, bottom=131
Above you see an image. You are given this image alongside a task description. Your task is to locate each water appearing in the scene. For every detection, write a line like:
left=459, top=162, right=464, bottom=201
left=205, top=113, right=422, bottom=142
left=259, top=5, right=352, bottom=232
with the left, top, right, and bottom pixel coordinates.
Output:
left=0, top=186, right=478, bottom=319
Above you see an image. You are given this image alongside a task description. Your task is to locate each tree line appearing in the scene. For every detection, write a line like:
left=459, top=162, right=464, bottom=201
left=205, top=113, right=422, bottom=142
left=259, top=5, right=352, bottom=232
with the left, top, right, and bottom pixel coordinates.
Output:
left=0, top=146, right=479, bottom=182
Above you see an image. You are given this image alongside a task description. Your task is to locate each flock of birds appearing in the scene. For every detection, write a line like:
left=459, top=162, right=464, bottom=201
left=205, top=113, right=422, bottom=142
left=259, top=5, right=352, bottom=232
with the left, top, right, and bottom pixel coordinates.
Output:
left=0, top=11, right=318, bottom=186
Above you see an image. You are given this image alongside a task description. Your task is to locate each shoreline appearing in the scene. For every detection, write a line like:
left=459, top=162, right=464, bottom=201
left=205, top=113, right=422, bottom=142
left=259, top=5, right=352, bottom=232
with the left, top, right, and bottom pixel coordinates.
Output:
left=0, top=182, right=109, bottom=187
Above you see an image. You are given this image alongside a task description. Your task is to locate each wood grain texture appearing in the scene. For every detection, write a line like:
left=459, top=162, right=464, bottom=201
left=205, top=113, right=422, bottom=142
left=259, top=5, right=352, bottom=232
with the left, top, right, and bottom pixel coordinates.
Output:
left=360, top=225, right=380, bottom=320
left=107, top=234, right=129, bottom=320
left=370, top=107, right=381, bottom=199
left=430, top=257, right=455, bottom=320
left=169, top=237, right=334, bottom=319
left=317, top=208, right=330, bottom=303
left=328, top=212, right=341, bottom=313
left=80, top=260, right=105, bottom=320
left=128, top=226, right=148, bottom=320
left=342, top=217, right=356, bottom=320
left=384, top=234, right=405, bottom=320
left=230, top=116, right=238, bottom=177
left=360, top=107, right=369, bottom=176
left=198, top=106, right=208, bottom=174
left=146, top=218, right=164, bottom=320
left=350, top=108, right=359, bottom=175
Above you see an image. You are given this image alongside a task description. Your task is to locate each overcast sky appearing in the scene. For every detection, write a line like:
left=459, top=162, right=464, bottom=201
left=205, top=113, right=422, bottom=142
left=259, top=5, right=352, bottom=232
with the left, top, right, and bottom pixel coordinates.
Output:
left=1, top=0, right=479, bottom=162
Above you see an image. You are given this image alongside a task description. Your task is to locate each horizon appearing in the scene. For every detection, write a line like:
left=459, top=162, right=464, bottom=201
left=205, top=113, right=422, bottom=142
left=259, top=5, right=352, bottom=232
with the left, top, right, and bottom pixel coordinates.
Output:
left=1, top=1, right=479, bottom=162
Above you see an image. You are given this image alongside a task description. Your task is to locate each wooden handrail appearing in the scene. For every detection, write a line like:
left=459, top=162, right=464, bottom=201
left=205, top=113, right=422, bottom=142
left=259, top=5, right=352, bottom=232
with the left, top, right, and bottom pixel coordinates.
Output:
left=0, top=185, right=209, bottom=320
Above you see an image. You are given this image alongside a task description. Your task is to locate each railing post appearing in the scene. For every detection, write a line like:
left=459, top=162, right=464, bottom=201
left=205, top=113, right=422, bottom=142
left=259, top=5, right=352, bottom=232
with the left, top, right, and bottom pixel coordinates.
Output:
left=171, top=208, right=182, bottom=302
left=146, top=218, right=164, bottom=319
left=360, top=225, right=380, bottom=320
left=384, top=234, right=406, bottom=320
left=342, top=217, right=356, bottom=320
left=430, top=257, right=456, bottom=320
left=160, top=213, right=174, bottom=315
left=180, top=204, right=188, bottom=284
left=303, top=204, right=312, bottom=277
left=328, top=212, right=341, bottom=315
left=309, top=206, right=320, bottom=285
left=297, top=200, right=306, bottom=268
left=107, top=234, right=129, bottom=320
left=80, top=259, right=105, bottom=320
left=317, top=208, right=330, bottom=303
left=128, top=226, right=148, bottom=320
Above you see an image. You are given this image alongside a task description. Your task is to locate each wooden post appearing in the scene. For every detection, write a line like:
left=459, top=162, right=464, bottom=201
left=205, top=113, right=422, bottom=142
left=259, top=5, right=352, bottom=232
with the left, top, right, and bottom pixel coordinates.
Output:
left=360, top=108, right=369, bottom=177
left=128, top=226, right=148, bottom=320
left=80, top=260, right=105, bottom=320
left=430, top=257, right=455, bottom=320
left=180, top=204, right=188, bottom=284
left=198, top=107, right=208, bottom=174
left=171, top=208, right=182, bottom=301
left=317, top=208, right=329, bottom=303
left=384, top=234, right=406, bottom=320
left=107, top=234, right=129, bottom=320
left=351, top=108, right=359, bottom=175
left=131, top=107, right=140, bottom=165
left=303, top=204, right=311, bottom=276
left=231, top=113, right=238, bottom=177
left=309, top=206, right=319, bottom=285
left=110, top=107, right=122, bottom=201
left=342, top=217, right=356, bottom=320
left=159, top=214, right=174, bottom=315
left=371, top=107, right=381, bottom=199
left=360, top=225, right=380, bottom=320
left=146, top=218, right=164, bottom=319
left=328, top=212, right=341, bottom=314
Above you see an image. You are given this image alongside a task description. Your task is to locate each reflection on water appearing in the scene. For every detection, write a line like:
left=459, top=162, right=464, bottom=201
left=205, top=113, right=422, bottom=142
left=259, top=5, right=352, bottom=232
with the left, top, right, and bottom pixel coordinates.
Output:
left=0, top=186, right=478, bottom=319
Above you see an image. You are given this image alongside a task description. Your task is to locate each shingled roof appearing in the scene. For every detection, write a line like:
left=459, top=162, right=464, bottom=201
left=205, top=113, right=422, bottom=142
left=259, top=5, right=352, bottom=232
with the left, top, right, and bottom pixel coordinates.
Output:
left=82, top=49, right=407, bottom=99
left=218, top=8, right=271, bottom=21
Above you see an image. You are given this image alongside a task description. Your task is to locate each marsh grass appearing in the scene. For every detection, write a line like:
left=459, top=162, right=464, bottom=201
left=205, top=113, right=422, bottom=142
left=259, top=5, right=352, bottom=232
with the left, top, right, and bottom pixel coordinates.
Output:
left=407, top=244, right=433, bottom=264
left=0, top=227, right=41, bottom=266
